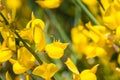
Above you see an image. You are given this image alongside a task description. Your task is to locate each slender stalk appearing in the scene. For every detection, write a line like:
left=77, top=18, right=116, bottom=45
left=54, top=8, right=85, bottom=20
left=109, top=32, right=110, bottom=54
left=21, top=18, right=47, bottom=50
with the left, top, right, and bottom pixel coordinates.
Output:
left=75, top=0, right=99, bottom=25
left=13, top=30, right=43, bottom=64
left=0, top=12, right=9, bottom=25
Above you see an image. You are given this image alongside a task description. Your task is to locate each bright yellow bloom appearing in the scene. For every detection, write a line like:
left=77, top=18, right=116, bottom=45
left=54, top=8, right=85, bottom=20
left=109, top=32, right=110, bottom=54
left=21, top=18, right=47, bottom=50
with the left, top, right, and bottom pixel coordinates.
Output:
left=36, top=0, right=62, bottom=9
left=45, top=40, right=68, bottom=59
left=18, top=28, right=33, bottom=42
left=84, top=46, right=107, bottom=58
left=116, top=26, right=120, bottom=35
left=103, top=5, right=120, bottom=30
left=13, top=61, right=29, bottom=74
left=10, top=47, right=35, bottom=74
left=31, top=19, right=46, bottom=52
left=65, top=58, right=79, bottom=75
left=18, top=47, right=35, bottom=68
left=32, top=62, right=59, bottom=80
left=6, top=0, right=21, bottom=9
left=6, top=71, right=12, bottom=80
left=0, top=28, right=16, bottom=51
left=65, top=58, right=98, bottom=80
left=20, top=18, right=46, bottom=52
left=0, top=47, right=13, bottom=62
left=6, top=0, right=22, bottom=21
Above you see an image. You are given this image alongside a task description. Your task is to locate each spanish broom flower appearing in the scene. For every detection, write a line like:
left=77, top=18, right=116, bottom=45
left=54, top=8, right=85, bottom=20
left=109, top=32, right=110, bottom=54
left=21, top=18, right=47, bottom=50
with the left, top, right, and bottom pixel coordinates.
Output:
left=6, top=71, right=12, bottom=80
left=9, top=47, right=35, bottom=74
left=65, top=58, right=99, bottom=80
left=35, top=0, right=62, bottom=9
left=45, top=40, right=68, bottom=59
left=32, top=62, right=59, bottom=80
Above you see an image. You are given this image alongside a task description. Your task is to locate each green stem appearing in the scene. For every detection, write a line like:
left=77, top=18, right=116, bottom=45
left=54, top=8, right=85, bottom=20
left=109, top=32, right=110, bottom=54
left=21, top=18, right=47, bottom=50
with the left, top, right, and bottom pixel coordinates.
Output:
left=75, top=0, right=99, bottom=25
left=0, top=12, right=9, bottom=25
left=14, top=31, right=43, bottom=64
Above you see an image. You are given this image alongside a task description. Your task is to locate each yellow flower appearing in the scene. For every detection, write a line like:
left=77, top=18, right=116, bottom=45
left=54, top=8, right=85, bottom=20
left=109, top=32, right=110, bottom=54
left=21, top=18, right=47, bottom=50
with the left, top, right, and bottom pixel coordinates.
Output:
left=0, top=47, right=13, bottom=62
left=65, top=58, right=79, bottom=75
left=65, top=58, right=98, bottom=80
left=13, top=61, right=29, bottom=74
left=20, top=18, right=46, bottom=52
left=45, top=40, right=68, bottom=59
left=9, top=47, right=35, bottom=74
left=80, top=64, right=99, bottom=80
left=31, top=19, right=46, bottom=52
left=36, top=0, right=62, bottom=9
left=6, top=0, right=22, bottom=21
left=84, top=46, right=107, bottom=58
left=0, top=28, right=16, bottom=51
left=6, top=0, right=21, bottom=9
left=18, top=47, right=35, bottom=68
left=6, top=71, right=12, bottom=80
left=32, top=62, right=59, bottom=80
left=103, top=5, right=120, bottom=30
left=18, top=28, right=33, bottom=42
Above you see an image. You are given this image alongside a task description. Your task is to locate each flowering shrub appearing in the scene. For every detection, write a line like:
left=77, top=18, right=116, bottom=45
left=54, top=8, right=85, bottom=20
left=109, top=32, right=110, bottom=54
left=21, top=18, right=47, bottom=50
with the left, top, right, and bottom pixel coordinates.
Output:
left=0, top=0, right=120, bottom=80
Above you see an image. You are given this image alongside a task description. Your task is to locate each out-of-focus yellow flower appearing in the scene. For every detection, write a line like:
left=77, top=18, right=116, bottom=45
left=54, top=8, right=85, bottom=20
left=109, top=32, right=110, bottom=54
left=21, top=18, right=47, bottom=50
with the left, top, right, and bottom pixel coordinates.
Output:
left=116, top=26, right=120, bottom=35
left=65, top=58, right=98, bottom=80
left=103, top=5, right=120, bottom=30
left=6, top=0, right=22, bottom=21
left=84, top=46, right=107, bottom=58
left=45, top=40, right=68, bottom=59
left=36, top=0, right=62, bottom=9
left=0, top=47, right=13, bottom=62
left=6, top=0, right=21, bottom=9
left=117, top=54, right=120, bottom=64
left=32, top=62, right=59, bottom=80
left=24, top=73, right=33, bottom=80
left=71, top=25, right=88, bottom=55
left=6, top=71, right=12, bottom=80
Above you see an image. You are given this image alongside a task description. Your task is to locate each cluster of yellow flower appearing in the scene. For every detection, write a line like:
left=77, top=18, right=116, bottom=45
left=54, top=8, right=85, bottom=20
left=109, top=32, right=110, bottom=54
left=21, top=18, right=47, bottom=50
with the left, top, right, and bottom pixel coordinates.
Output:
left=0, top=0, right=120, bottom=80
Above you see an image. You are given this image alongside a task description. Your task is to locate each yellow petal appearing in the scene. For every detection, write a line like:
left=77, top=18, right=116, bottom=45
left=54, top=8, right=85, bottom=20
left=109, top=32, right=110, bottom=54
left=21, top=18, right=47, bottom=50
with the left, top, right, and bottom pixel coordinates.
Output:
left=45, top=41, right=68, bottom=59
left=81, top=72, right=97, bottom=80
left=90, top=64, right=99, bottom=73
left=117, top=54, right=120, bottom=64
left=33, top=26, right=46, bottom=51
left=96, top=47, right=107, bottom=57
left=32, top=62, right=58, bottom=79
left=0, top=48, right=13, bottom=62
left=73, top=73, right=80, bottom=80
left=65, top=58, right=79, bottom=75
left=36, top=0, right=62, bottom=8
left=84, top=46, right=96, bottom=58
left=32, top=19, right=46, bottom=51
left=6, top=71, right=12, bottom=80
left=116, top=26, right=120, bottom=35
left=6, top=0, right=21, bottom=9
left=32, top=19, right=45, bottom=30
left=8, top=37, right=16, bottom=51
left=19, top=28, right=33, bottom=42
left=13, top=62, right=29, bottom=74
left=18, top=47, right=35, bottom=68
